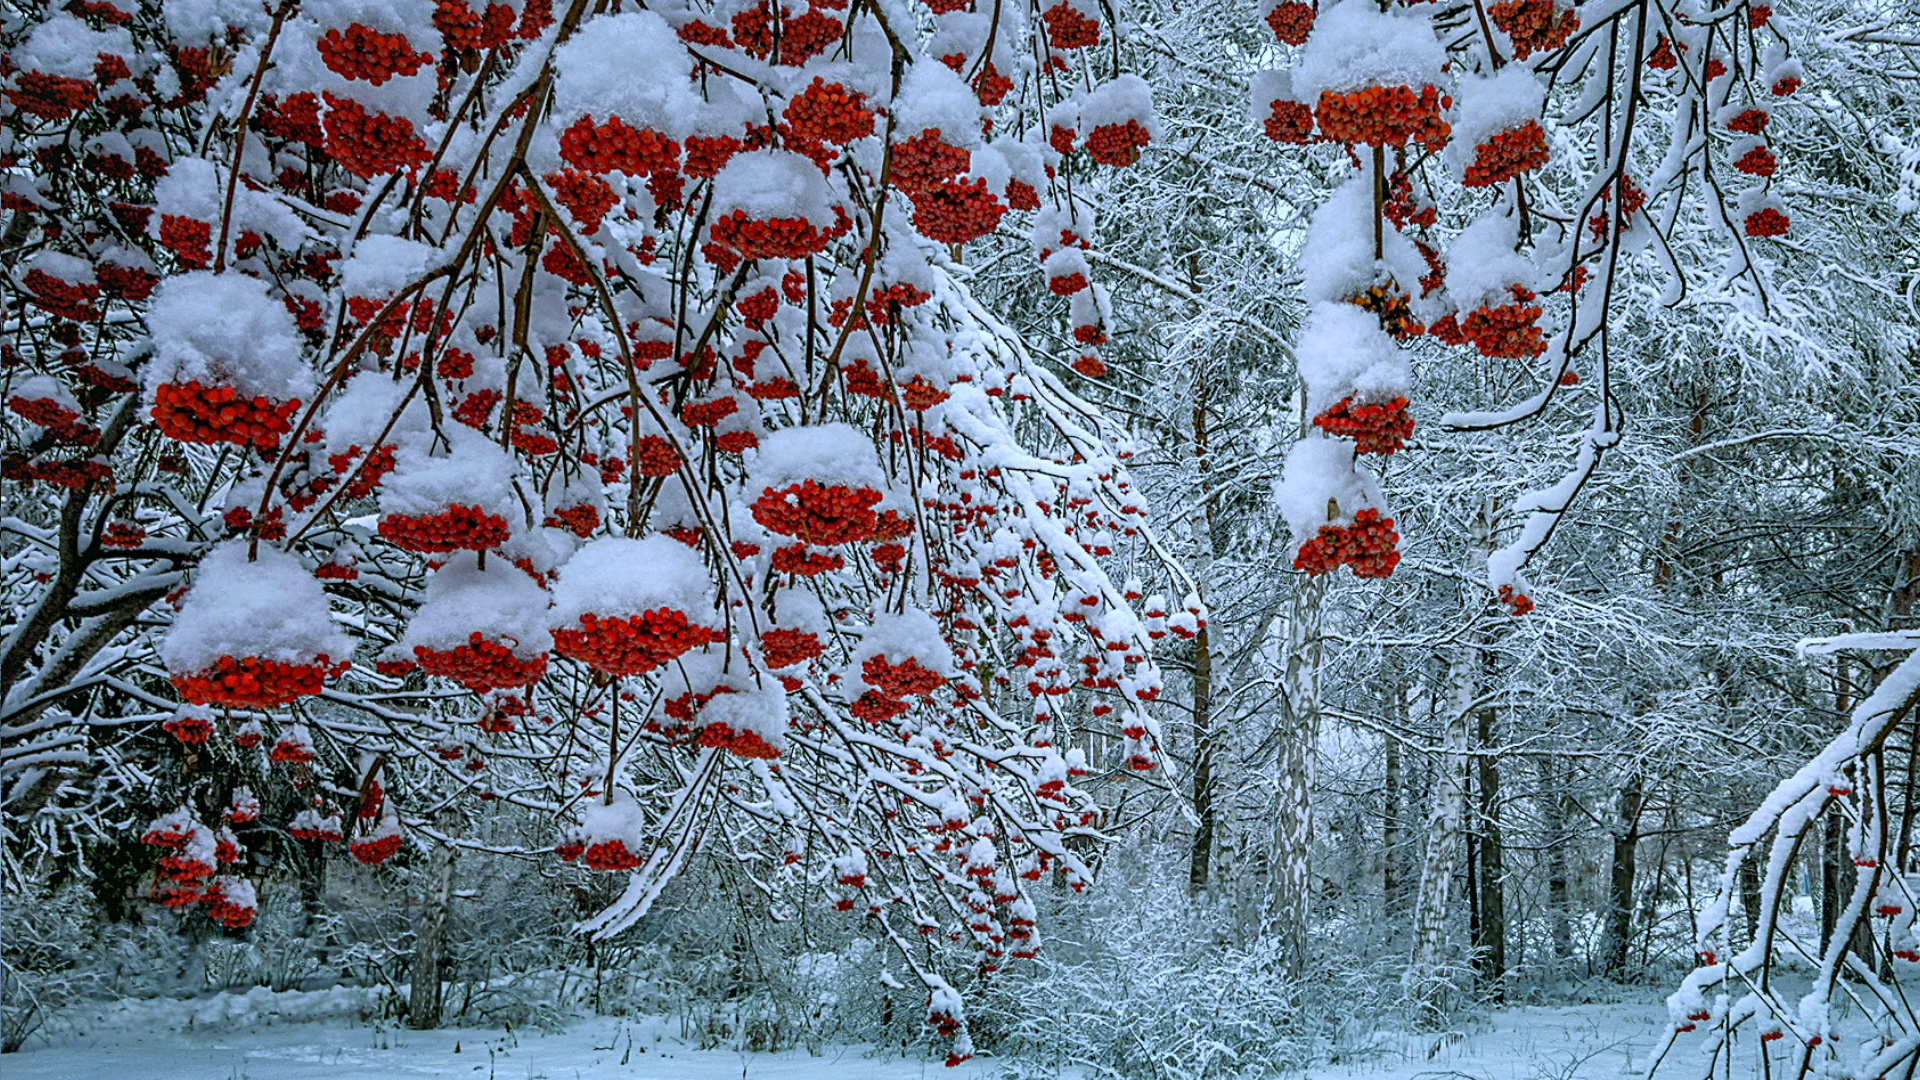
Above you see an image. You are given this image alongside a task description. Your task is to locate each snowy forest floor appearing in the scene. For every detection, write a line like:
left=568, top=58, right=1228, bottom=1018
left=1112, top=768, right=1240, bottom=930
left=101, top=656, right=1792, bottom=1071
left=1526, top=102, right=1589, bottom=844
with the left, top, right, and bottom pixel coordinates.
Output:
left=4, top=991, right=1680, bottom=1080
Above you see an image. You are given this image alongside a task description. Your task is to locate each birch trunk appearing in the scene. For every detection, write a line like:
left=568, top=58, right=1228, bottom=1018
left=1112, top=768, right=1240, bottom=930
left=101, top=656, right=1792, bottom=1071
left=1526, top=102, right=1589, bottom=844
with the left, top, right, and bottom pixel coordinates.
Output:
left=408, top=838, right=457, bottom=1029
left=1408, top=501, right=1488, bottom=1006
left=1270, top=573, right=1325, bottom=977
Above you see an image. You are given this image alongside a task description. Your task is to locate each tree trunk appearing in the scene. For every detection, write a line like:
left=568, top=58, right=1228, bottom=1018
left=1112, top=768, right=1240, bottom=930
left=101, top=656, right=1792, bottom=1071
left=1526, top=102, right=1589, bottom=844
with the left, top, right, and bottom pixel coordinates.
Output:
left=1738, top=854, right=1763, bottom=948
left=408, top=838, right=457, bottom=1029
left=1270, top=574, right=1325, bottom=976
left=1384, top=721, right=1404, bottom=921
left=1189, top=621, right=1215, bottom=893
left=1409, top=502, right=1487, bottom=1007
left=1596, top=772, right=1643, bottom=978
left=1188, top=375, right=1216, bottom=895
left=1539, top=756, right=1574, bottom=964
left=1474, top=700, right=1505, bottom=1001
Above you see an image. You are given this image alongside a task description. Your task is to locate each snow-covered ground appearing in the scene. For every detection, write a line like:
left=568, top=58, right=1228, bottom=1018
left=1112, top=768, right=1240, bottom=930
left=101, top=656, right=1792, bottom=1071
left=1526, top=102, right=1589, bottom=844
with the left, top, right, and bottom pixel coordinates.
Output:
left=6, top=989, right=1675, bottom=1080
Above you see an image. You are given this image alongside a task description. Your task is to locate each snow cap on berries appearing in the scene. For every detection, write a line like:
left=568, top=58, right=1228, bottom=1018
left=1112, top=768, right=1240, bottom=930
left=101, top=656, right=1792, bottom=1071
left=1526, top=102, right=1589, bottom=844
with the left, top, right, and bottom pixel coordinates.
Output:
left=1292, top=1, right=1444, bottom=100
left=144, top=272, right=315, bottom=402
left=550, top=535, right=717, bottom=625
left=552, top=11, right=697, bottom=132
left=1275, top=435, right=1387, bottom=545
left=401, top=552, right=554, bottom=659
left=1296, top=303, right=1410, bottom=416
left=162, top=542, right=351, bottom=674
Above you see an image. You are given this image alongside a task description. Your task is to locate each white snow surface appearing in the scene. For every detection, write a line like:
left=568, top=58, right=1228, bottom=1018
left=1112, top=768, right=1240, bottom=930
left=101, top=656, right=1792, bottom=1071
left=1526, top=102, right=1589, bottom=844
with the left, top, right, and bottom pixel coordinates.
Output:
left=1295, top=302, right=1409, bottom=415
left=1301, top=175, right=1428, bottom=306
left=162, top=542, right=352, bottom=672
left=400, top=553, right=553, bottom=658
left=750, top=422, right=886, bottom=492
left=848, top=608, right=956, bottom=684
left=711, top=150, right=839, bottom=226
left=1292, top=1, right=1443, bottom=100
left=378, top=426, right=519, bottom=517
left=891, top=61, right=985, bottom=148
left=1445, top=209, right=1539, bottom=310
left=1275, top=435, right=1384, bottom=543
left=552, top=11, right=697, bottom=130
left=144, top=272, right=315, bottom=402
left=16, top=14, right=134, bottom=77
left=1446, top=68, right=1545, bottom=177
left=550, top=535, right=716, bottom=623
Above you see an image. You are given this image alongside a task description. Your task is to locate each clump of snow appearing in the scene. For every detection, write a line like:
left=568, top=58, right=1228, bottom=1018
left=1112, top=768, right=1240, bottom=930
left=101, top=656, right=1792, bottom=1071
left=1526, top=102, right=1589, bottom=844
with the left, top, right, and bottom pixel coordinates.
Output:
left=701, top=677, right=790, bottom=751
left=1445, top=210, right=1538, bottom=310
left=16, top=14, right=135, bottom=78
left=848, top=608, right=956, bottom=682
left=750, top=422, right=886, bottom=492
left=10, top=373, right=81, bottom=416
left=378, top=427, right=519, bottom=517
left=1292, top=2, right=1444, bottom=100
left=1300, top=175, right=1428, bottom=305
left=163, top=542, right=352, bottom=672
left=1249, top=69, right=1302, bottom=123
left=401, top=553, right=553, bottom=658
left=579, top=788, right=647, bottom=846
left=892, top=61, right=985, bottom=148
left=1274, top=435, right=1384, bottom=543
left=164, top=0, right=274, bottom=41
left=1296, top=303, right=1410, bottom=415
left=711, top=150, right=839, bottom=227
left=552, top=12, right=697, bottom=130
left=1078, top=74, right=1159, bottom=138
left=340, top=235, right=439, bottom=300
left=1446, top=68, right=1544, bottom=174
left=144, top=272, right=315, bottom=401
left=550, top=536, right=716, bottom=624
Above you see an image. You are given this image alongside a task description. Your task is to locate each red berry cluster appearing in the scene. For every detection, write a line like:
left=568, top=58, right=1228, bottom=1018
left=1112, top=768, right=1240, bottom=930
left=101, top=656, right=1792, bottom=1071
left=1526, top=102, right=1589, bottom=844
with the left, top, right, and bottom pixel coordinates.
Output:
left=1313, top=396, right=1413, bottom=455
left=899, top=375, right=950, bottom=411
left=1458, top=287, right=1545, bottom=358
left=1263, top=99, right=1315, bottom=144
left=890, top=129, right=972, bottom=194
left=287, top=814, right=343, bottom=840
left=559, top=115, right=679, bottom=176
left=1265, top=1, right=1314, bottom=46
left=1293, top=508, right=1400, bottom=578
left=752, top=481, right=883, bottom=545
left=909, top=176, right=1007, bottom=245
left=698, top=722, right=782, bottom=759
left=171, top=654, right=346, bottom=709
left=10, top=70, right=102, bottom=120
left=3, top=453, right=114, bottom=489
left=9, top=393, right=81, bottom=431
left=1070, top=354, right=1107, bottom=378
left=553, top=609, right=715, bottom=676
left=580, top=837, right=643, bottom=871
left=202, top=879, right=258, bottom=929
left=414, top=636, right=549, bottom=692
left=771, top=543, right=845, bottom=576
left=707, top=208, right=844, bottom=263
left=163, top=711, right=215, bottom=744
left=1040, top=3, right=1100, bottom=49
left=1353, top=282, right=1424, bottom=338
left=1085, top=121, right=1151, bottom=167
left=862, top=653, right=947, bottom=699
left=1463, top=120, right=1550, bottom=188
left=320, top=93, right=429, bottom=177
left=22, top=267, right=100, bottom=321
left=784, top=78, right=875, bottom=145
left=329, top=443, right=396, bottom=499
left=1315, top=86, right=1451, bottom=151
left=151, top=381, right=301, bottom=451
left=1725, top=108, right=1770, bottom=136
left=761, top=627, right=824, bottom=669
left=732, top=3, right=842, bottom=65
left=158, top=214, right=213, bottom=268
left=544, top=169, right=617, bottom=233
left=1733, top=144, right=1777, bottom=177
left=1487, top=0, right=1579, bottom=60
left=434, top=0, right=517, bottom=50
left=1744, top=207, right=1790, bottom=237
left=102, top=520, right=147, bottom=549
left=350, top=831, right=402, bottom=865
left=1646, top=36, right=1679, bottom=70
left=378, top=504, right=511, bottom=553
left=632, top=434, right=683, bottom=477
left=545, top=503, right=600, bottom=538
left=316, top=24, right=433, bottom=85
left=1496, top=584, right=1533, bottom=616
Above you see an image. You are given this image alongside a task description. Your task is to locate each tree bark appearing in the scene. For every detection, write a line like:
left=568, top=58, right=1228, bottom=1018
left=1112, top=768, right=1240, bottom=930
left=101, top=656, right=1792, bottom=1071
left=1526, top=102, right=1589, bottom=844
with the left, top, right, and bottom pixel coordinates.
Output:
left=1539, top=756, right=1575, bottom=964
left=1473, top=699, right=1505, bottom=1001
left=1383, top=720, right=1404, bottom=920
left=408, top=838, right=458, bottom=1029
left=1188, top=376, right=1216, bottom=895
left=1596, top=772, right=1643, bottom=978
left=1270, top=574, right=1325, bottom=976
left=1409, top=502, right=1487, bottom=1007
